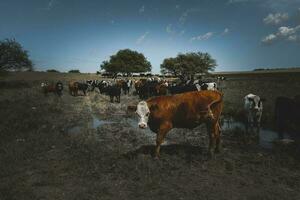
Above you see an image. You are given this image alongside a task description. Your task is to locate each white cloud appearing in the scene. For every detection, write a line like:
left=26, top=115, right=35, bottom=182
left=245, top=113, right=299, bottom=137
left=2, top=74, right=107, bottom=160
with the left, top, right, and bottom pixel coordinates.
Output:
left=287, top=35, right=299, bottom=41
left=190, top=32, right=214, bottom=41
left=263, top=13, right=289, bottom=25
left=262, top=25, right=300, bottom=44
left=278, top=26, right=299, bottom=36
left=139, top=5, right=145, bottom=14
left=136, top=31, right=149, bottom=44
left=262, top=34, right=277, bottom=44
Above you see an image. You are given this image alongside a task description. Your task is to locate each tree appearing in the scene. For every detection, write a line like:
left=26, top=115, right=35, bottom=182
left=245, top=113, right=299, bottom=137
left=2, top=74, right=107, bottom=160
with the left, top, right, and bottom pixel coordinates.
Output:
left=47, top=69, right=60, bottom=73
left=160, top=52, right=217, bottom=80
left=68, top=69, right=80, bottom=73
left=0, top=38, right=33, bottom=71
left=100, top=49, right=151, bottom=76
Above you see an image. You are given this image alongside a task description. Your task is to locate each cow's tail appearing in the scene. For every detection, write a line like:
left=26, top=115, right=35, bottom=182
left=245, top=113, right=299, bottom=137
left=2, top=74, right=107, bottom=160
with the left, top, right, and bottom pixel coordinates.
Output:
left=207, top=92, right=224, bottom=120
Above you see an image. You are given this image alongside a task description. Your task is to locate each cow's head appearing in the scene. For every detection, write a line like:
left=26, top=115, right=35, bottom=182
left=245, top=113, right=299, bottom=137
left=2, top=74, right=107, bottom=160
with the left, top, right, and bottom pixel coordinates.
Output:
left=244, top=94, right=264, bottom=112
left=136, top=101, right=150, bottom=129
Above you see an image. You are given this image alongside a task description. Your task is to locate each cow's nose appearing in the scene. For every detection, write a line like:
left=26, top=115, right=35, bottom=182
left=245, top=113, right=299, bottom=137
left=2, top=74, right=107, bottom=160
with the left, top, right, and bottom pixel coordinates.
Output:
left=139, top=123, right=147, bottom=129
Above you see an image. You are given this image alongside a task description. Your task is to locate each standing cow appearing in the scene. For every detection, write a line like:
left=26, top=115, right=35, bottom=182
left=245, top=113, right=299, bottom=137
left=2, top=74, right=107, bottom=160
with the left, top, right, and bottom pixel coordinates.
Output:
left=135, top=90, right=223, bottom=158
left=244, top=93, right=264, bottom=136
left=41, top=81, right=63, bottom=96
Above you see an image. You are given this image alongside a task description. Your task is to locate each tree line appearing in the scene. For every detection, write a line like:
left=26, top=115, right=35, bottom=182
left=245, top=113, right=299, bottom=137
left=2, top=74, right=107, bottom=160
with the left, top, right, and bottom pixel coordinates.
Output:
left=0, top=38, right=217, bottom=79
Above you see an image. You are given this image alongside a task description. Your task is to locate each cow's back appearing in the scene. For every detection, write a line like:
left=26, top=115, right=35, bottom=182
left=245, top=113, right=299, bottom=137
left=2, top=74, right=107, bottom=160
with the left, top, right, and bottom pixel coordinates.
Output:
left=147, top=90, right=223, bottom=131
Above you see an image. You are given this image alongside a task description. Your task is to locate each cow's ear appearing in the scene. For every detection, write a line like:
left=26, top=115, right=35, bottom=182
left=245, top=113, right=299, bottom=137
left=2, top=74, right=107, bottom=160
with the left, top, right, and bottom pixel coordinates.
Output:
left=127, top=105, right=137, bottom=112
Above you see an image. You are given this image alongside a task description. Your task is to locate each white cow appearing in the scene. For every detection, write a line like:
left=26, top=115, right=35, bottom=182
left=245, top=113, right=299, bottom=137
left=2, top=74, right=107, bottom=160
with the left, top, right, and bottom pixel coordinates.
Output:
left=244, top=93, right=264, bottom=135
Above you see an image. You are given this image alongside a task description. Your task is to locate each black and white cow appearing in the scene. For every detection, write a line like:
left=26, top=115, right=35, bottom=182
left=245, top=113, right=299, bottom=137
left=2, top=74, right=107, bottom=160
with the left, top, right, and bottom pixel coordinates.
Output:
left=200, top=82, right=217, bottom=91
left=244, top=93, right=264, bottom=135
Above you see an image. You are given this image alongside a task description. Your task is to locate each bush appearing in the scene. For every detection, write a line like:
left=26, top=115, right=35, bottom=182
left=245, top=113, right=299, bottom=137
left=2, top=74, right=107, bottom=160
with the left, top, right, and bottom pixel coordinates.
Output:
left=68, top=69, right=80, bottom=73
left=46, top=69, right=60, bottom=73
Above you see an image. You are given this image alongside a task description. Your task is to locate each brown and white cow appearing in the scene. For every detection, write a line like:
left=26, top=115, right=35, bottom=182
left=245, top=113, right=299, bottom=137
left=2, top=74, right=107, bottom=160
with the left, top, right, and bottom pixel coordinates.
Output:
left=135, top=90, right=223, bottom=158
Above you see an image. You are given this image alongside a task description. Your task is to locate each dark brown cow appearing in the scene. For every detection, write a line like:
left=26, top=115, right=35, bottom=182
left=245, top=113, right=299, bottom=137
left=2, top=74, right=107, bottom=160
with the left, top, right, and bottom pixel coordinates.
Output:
left=135, top=90, right=223, bottom=158
left=155, top=83, right=168, bottom=96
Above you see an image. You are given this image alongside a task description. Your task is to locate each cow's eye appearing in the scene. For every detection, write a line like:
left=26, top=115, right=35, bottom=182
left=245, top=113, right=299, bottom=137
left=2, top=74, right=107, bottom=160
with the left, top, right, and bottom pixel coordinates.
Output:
left=145, top=112, right=150, bottom=117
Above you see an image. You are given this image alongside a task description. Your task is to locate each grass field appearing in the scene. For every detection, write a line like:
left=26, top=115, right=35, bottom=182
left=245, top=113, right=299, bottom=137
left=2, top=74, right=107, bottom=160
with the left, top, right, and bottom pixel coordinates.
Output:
left=0, top=71, right=300, bottom=200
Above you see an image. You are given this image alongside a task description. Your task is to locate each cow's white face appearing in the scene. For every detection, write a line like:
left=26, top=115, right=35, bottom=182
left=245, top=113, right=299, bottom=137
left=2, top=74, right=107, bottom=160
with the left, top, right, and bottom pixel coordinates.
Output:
left=245, top=94, right=262, bottom=111
left=136, top=101, right=150, bottom=129
left=244, top=94, right=263, bottom=123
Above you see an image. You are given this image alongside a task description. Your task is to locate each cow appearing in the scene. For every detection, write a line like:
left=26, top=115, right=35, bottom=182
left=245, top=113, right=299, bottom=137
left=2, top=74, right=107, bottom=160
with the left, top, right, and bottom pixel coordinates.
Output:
left=243, top=93, right=264, bottom=136
left=86, top=80, right=100, bottom=91
left=275, top=96, right=300, bottom=139
left=77, top=82, right=89, bottom=95
left=41, top=81, right=63, bottom=96
left=68, top=81, right=79, bottom=96
left=200, top=82, right=217, bottom=91
left=118, top=79, right=132, bottom=95
left=55, top=81, right=63, bottom=96
left=106, top=84, right=121, bottom=103
left=135, top=90, right=223, bottom=158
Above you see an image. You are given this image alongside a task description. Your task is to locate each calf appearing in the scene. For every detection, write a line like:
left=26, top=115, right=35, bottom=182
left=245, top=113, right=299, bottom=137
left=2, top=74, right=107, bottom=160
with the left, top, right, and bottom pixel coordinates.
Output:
left=135, top=90, right=223, bottom=158
left=244, top=93, right=264, bottom=135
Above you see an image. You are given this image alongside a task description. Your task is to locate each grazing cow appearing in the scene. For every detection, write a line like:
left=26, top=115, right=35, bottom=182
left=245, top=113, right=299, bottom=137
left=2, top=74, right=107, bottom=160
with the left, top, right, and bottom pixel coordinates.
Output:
left=41, top=81, right=63, bottom=96
left=275, top=96, right=300, bottom=139
left=244, top=93, right=264, bottom=135
left=135, top=90, right=223, bottom=158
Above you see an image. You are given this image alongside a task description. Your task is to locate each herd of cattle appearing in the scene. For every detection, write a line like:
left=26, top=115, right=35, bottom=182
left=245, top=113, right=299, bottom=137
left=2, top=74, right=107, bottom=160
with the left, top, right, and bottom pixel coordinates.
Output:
left=40, top=77, right=299, bottom=158
left=41, top=77, right=219, bottom=102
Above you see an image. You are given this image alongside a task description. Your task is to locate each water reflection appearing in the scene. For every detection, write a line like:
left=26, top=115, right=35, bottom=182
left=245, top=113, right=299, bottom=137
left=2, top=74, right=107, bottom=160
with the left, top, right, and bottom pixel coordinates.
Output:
left=222, top=121, right=293, bottom=149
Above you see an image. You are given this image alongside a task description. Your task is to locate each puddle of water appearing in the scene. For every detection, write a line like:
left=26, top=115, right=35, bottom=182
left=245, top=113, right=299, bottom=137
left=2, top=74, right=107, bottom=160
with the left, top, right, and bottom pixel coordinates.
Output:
left=222, top=121, right=293, bottom=149
left=91, top=114, right=115, bottom=129
left=67, top=126, right=82, bottom=135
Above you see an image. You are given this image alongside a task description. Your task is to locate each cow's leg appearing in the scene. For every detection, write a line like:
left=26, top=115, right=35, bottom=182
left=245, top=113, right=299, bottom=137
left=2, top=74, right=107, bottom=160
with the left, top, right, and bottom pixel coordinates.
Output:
left=155, top=122, right=172, bottom=159
left=215, top=122, right=222, bottom=153
left=206, top=122, right=216, bottom=158
left=110, top=96, right=113, bottom=103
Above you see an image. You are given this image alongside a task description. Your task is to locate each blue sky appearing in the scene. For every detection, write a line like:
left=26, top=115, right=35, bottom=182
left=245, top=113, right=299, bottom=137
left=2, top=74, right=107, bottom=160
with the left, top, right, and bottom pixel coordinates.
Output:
left=1, top=0, right=300, bottom=73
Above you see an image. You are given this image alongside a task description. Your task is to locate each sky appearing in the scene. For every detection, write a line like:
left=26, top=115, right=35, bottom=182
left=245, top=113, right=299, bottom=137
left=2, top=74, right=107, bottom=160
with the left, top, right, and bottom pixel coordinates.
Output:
left=1, top=0, right=300, bottom=73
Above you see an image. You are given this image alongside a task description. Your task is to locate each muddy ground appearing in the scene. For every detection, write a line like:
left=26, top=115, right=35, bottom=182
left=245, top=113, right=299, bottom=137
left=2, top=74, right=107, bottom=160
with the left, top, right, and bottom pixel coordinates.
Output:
left=0, top=77, right=300, bottom=200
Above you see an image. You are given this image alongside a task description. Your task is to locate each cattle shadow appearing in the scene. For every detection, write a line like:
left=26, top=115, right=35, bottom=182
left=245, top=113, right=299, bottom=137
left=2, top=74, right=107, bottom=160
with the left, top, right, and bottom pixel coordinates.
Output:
left=123, top=144, right=206, bottom=162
